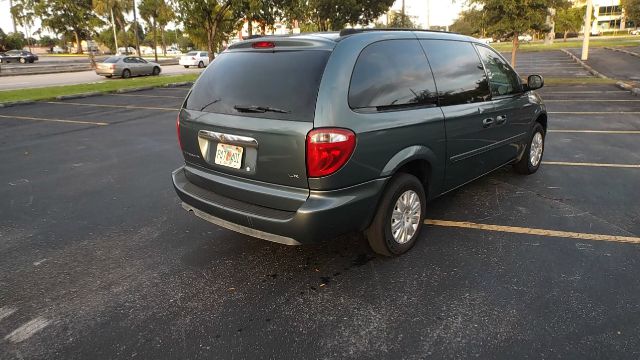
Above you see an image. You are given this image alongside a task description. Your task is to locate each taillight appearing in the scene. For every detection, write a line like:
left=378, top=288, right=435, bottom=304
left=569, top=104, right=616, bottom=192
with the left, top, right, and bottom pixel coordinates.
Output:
left=109, top=64, right=115, bottom=69
left=306, top=128, right=356, bottom=177
left=176, top=114, right=182, bottom=150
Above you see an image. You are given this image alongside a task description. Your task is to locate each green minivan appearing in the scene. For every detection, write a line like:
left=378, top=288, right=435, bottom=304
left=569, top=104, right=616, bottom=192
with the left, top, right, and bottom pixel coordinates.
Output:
left=172, top=29, right=547, bottom=256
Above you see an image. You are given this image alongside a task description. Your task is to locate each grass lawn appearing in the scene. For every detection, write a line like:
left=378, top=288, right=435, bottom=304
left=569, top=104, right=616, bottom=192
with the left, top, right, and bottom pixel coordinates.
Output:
left=492, top=36, right=640, bottom=52
left=0, top=74, right=199, bottom=103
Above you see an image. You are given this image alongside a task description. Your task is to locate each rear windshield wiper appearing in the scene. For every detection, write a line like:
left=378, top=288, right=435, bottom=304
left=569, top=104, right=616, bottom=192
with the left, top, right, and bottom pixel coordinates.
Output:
left=199, top=98, right=221, bottom=111
left=234, top=105, right=290, bottom=114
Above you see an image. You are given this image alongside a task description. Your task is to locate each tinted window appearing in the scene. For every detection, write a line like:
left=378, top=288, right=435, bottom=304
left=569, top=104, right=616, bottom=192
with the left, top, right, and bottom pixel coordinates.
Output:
left=104, top=57, right=120, bottom=63
left=186, top=52, right=197, bottom=56
left=420, top=40, right=490, bottom=107
left=349, top=40, right=437, bottom=111
left=475, top=45, right=522, bottom=96
left=186, top=50, right=330, bottom=122
left=123, top=57, right=135, bottom=63
left=200, top=52, right=208, bottom=57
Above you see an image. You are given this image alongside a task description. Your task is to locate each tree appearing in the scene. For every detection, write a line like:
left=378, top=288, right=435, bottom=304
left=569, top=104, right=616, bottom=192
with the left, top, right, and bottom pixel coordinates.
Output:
left=10, top=0, right=37, bottom=51
left=385, top=10, right=419, bottom=28
left=470, top=0, right=570, bottom=67
left=450, top=8, right=488, bottom=37
left=621, top=0, right=640, bottom=25
left=139, top=0, right=174, bottom=61
left=235, top=0, right=282, bottom=36
left=35, top=0, right=99, bottom=54
left=92, top=0, right=132, bottom=54
left=177, top=0, right=234, bottom=60
left=555, top=6, right=584, bottom=41
left=305, top=0, right=395, bottom=31
left=1, top=31, right=27, bottom=50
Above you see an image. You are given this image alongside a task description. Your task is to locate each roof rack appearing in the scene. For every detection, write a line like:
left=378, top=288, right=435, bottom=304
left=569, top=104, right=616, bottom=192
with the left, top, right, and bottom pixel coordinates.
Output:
left=338, top=28, right=456, bottom=37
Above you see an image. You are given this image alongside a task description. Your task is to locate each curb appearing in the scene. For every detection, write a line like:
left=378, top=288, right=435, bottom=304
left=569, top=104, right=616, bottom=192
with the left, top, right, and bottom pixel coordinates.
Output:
left=615, top=81, right=640, bottom=96
left=0, top=81, right=194, bottom=108
left=604, top=46, right=640, bottom=58
left=0, top=100, right=35, bottom=108
left=55, top=91, right=103, bottom=100
left=560, top=49, right=608, bottom=79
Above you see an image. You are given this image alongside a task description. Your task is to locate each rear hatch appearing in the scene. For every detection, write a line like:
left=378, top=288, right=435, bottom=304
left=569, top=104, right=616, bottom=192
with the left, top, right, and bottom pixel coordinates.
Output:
left=181, top=52, right=198, bottom=62
left=179, top=38, right=334, bottom=211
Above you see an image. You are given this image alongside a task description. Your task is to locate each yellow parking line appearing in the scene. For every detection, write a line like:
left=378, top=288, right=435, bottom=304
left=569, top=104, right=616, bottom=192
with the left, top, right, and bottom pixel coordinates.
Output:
left=111, top=93, right=185, bottom=99
left=548, top=130, right=640, bottom=134
left=542, top=161, right=640, bottom=168
left=425, top=219, right=640, bottom=244
left=549, top=112, right=640, bottom=114
left=0, top=114, right=108, bottom=126
left=44, top=101, right=177, bottom=111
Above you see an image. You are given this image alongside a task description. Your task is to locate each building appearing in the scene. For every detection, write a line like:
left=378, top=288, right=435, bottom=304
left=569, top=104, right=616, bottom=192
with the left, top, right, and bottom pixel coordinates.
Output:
left=573, top=0, right=632, bottom=32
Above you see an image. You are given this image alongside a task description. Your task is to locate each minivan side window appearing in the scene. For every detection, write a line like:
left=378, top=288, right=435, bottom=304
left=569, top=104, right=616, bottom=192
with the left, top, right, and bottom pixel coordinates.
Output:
left=475, top=45, right=522, bottom=96
left=349, top=39, right=437, bottom=111
left=419, top=40, right=491, bottom=107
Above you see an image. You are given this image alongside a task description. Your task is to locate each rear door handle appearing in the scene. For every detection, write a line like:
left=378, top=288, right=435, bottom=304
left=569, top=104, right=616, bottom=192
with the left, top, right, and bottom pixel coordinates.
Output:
left=482, top=118, right=495, bottom=128
left=496, top=115, right=507, bottom=125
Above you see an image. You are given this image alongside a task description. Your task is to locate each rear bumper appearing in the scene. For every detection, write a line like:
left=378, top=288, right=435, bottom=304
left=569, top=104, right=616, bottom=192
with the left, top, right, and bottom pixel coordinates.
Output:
left=172, top=166, right=386, bottom=244
left=179, top=59, right=200, bottom=66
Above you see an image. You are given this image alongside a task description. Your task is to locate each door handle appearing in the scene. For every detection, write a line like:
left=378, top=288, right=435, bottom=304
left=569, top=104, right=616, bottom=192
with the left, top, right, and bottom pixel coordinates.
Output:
left=482, top=118, right=495, bottom=128
left=496, top=115, right=507, bottom=125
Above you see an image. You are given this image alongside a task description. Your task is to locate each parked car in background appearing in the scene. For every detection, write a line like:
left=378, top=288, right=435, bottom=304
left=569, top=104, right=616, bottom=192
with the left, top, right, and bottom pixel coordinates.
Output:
left=95, top=56, right=161, bottom=78
left=518, top=34, right=533, bottom=42
left=478, top=37, right=494, bottom=44
left=179, top=51, right=210, bottom=68
left=173, top=30, right=547, bottom=256
left=166, top=48, right=182, bottom=55
left=631, top=29, right=640, bottom=35
left=51, top=46, right=66, bottom=54
left=0, top=50, right=39, bottom=63
left=116, top=47, right=138, bottom=55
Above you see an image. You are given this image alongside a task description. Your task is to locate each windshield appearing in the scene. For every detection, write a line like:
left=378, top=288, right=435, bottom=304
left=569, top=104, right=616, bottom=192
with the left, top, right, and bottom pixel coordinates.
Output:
left=103, top=57, right=120, bottom=63
left=186, top=50, right=330, bottom=122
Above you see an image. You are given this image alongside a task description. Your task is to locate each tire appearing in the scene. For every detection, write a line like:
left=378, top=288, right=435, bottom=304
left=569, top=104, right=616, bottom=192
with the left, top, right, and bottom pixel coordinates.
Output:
left=122, top=69, right=131, bottom=79
left=29, top=59, right=34, bottom=63
left=19, top=57, right=26, bottom=64
left=514, top=122, right=545, bottom=175
left=365, top=173, right=426, bottom=256
left=105, top=75, right=112, bottom=78
left=198, top=61, right=204, bottom=68
left=183, top=65, right=189, bottom=68
left=152, top=66, right=160, bottom=76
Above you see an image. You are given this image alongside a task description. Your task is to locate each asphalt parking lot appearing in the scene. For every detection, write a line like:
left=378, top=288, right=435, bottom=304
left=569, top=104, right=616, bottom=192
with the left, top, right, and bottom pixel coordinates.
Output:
left=2, top=63, right=640, bottom=358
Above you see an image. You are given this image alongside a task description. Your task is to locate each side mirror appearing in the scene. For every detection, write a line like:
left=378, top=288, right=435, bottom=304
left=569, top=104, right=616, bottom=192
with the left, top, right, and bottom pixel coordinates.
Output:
left=527, top=74, right=544, bottom=91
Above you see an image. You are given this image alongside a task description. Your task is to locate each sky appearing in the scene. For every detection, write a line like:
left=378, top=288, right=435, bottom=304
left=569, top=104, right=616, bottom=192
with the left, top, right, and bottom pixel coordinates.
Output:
left=389, top=0, right=464, bottom=28
left=0, top=0, right=465, bottom=37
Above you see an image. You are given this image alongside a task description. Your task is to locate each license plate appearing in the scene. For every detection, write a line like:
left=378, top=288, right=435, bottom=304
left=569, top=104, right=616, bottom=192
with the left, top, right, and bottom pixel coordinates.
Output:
left=214, top=143, right=243, bottom=169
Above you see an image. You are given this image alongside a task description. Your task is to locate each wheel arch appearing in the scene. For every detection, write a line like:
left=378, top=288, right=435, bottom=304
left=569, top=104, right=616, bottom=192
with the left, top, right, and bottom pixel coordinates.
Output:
left=380, top=145, right=439, bottom=200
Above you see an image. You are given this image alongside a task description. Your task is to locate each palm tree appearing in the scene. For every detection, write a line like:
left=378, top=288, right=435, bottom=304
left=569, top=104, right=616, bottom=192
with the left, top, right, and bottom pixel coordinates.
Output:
left=92, top=0, right=132, bottom=53
left=139, top=0, right=174, bottom=61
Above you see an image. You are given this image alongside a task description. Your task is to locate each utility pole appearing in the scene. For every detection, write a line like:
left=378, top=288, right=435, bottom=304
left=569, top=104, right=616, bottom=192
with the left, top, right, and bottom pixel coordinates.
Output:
left=581, top=0, right=593, bottom=60
left=111, top=8, right=119, bottom=54
left=132, top=0, right=141, bottom=56
left=401, top=0, right=405, bottom=26
left=426, top=0, right=431, bottom=30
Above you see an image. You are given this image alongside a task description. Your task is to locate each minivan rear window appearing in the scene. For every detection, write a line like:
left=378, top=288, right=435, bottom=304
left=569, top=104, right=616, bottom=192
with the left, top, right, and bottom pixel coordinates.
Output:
left=186, top=50, right=331, bottom=122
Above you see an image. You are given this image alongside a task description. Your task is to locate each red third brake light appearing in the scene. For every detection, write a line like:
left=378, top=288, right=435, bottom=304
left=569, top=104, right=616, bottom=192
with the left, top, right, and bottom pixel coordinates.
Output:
left=306, top=128, right=356, bottom=178
left=252, top=41, right=275, bottom=49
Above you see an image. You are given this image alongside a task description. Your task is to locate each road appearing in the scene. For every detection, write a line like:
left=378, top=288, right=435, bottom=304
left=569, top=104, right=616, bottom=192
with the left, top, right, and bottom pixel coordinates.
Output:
left=567, top=47, right=640, bottom=81
left=0, top=65, right=202, bottom=91
left=1, top=52, right=640, bottom=358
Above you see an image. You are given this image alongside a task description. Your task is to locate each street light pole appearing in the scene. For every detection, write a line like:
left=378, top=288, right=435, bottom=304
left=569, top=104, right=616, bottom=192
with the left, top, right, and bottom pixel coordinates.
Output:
left=581, top=0, right=593, bottom=60
left=132, top=0, right=141, bottom=56
left=9, top=0, right=17, bottom=33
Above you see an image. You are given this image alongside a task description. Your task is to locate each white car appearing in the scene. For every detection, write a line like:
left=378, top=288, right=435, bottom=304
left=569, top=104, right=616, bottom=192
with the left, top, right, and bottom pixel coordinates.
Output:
left=518, top=34, right=533, bottom=42
left=630, top=29, right=640, bottom=35
left=478, top=37, right=494, bottom=44
left=179, top=51, right=210, bottom=68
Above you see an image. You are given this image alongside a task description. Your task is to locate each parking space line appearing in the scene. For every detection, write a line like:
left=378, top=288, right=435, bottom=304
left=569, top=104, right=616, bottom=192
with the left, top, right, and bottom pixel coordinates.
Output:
left=542, top=161, right=640, bottom=168
left=43, top=101, right=177, bottom=111
left=111, top=94, right=185, bottom=99
left=548, top=130, right=640, bottom=134
left=0, top=307, right=17, bottom=322
left=545, top=99, right=640, bottom=102
left=4, top=317, right=50, bottom=343
left=0, top=114, right=108, bottom=126
left=549, top=111, right=640, bottom=114
left=541, top=91, right=628, bottom=94
left=425, top=219, right=640, bottom=244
